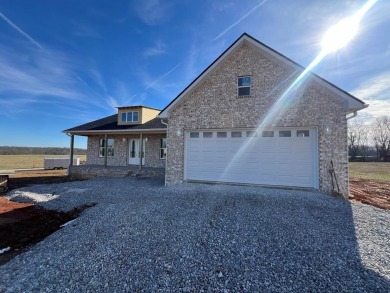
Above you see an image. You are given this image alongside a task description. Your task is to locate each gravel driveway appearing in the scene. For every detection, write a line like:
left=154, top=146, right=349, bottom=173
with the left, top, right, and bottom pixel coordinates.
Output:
left=1, top=177, right=389, bottom=292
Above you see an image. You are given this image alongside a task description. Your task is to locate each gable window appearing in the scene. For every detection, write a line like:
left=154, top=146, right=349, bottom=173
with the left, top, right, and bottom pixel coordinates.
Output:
left=99, top=138, right=114, bottom=157
left=160, top=138, right=167, bottom=159
left=121, top=111, right=139, bottom=122
left=238, top=76, right=251, bottom=96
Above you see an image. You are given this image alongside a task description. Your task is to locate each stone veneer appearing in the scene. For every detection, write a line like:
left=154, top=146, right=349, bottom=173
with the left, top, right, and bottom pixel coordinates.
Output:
left=166, top=42, right=349, bottom=197
left=86, top=133, right=166, bottom=169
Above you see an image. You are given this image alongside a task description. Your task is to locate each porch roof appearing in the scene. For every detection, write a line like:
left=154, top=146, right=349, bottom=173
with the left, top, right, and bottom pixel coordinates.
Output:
left=64, top=116, right=167, bottom=135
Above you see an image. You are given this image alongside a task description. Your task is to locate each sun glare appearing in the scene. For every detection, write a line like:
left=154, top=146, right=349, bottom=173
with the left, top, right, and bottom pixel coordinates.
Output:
left=221, top=0, right=378, bottom=180
left=321, top=16, right=360, bottom=53
left=321, top=0, right=378, bottom=54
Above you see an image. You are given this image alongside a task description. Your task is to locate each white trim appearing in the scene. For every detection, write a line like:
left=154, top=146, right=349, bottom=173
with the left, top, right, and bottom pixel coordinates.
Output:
left=159, top=34, right=365, bottom=118
left=313, top=127, right=319, bottom=189
left=121, top=111, right=140, bottom=123
left=184, top=127, right=319, bottom=189
left=64, top=128, right=167, bottom=135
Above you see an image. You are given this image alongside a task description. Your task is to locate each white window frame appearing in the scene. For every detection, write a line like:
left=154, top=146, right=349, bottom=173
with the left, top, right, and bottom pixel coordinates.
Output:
left=238, top=76, right=251, bottom=96
left=121, top=111, right=139, bottom=122
left=99, top=138, right=115, bottom=157
left=160, top=138, right=167, bottom=159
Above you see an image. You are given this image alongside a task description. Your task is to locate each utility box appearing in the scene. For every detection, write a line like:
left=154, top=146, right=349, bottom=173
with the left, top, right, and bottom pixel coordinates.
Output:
left=44, top=158, right=80, bottom=170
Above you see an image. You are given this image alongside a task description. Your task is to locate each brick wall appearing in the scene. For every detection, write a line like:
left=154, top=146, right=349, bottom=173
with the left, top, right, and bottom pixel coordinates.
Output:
left=166, top=42, right=349, bottom=197
left=86, top=134, right=166, bottom=168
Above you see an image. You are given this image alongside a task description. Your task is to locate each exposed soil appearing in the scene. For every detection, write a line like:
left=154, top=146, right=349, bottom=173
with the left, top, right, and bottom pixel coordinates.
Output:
left=0, top=170, right=92, bottom=265
left=349, top=179, right=390, bottom=210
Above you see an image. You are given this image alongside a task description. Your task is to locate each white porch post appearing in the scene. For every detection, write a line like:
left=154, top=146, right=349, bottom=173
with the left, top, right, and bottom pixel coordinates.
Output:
left=139, top=133, right=143, bottom=170
left=68, top=134, right=74, bottom=176
left=104, top=134, right=108, bottom=167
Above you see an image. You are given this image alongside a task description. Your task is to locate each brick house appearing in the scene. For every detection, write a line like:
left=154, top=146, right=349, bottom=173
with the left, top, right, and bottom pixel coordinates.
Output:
left=64, top=106, right=167, bottom=177
left=65, top=33, right=367, bottom=197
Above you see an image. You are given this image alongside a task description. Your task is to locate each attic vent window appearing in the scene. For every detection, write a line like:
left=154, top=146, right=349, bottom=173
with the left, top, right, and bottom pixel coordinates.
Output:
left=238, top=76, right=251, bottom=96
left=121, top=111, right=139, bottom=122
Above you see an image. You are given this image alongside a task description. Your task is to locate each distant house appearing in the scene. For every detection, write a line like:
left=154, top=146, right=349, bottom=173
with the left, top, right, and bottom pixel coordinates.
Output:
left=64, top=33, right=367, bottom=197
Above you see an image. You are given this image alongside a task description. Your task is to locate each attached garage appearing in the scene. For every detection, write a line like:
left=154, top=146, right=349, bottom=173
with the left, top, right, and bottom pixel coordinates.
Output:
left=184, top=128, right=318, bottom=188
left=160, top=33, right=367, bottom=196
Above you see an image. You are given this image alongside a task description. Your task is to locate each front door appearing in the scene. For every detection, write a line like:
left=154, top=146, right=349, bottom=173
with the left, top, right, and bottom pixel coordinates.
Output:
left=128, top=139, right=145, bottom=165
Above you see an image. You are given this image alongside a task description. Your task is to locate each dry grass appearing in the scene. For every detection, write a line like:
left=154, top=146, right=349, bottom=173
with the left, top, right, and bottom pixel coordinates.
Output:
left=7, top=169, right=68, bottom=179
left=349, top=162, right=390, bottom=182
left=0, top=155, right=86, bottom=170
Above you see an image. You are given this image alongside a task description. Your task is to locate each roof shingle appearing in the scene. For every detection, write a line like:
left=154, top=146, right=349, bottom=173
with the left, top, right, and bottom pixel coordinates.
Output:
left=64, top=116, right=167, bottom=133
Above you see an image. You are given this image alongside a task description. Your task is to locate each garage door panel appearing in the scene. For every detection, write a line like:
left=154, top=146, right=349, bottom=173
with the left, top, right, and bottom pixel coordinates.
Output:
left=185, top=129, right=317, bottom=188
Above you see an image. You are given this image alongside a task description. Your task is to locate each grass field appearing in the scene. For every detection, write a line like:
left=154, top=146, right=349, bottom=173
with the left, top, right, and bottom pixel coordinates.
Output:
left=1, top=156, right=388, bottom=182
left=0, top=155, right=86, bottom=170
left=349, top=162, right=390, bottom=181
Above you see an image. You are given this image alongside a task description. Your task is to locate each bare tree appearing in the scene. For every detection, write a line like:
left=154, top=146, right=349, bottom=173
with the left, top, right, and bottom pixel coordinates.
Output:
left=348, top=119, right=370, bottom=161
left=370, top=116, right=390, bottom=161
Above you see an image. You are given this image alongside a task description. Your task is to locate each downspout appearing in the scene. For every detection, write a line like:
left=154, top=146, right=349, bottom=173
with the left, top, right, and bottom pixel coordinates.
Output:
left=161, top=119, right=168, bottom=186
left=346, top=111, right=357, bottom=120
left=344, top=110, right=357, bottom=198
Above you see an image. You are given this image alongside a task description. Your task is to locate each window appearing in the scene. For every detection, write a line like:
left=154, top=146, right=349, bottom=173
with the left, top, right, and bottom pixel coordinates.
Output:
left=160, top=138, right=167, bottom=159
left=121, top=111, right=139, bottom=122
left=231, top=131, right=242, bottom=138
left=279, top=130, right=291, bottom=137
left=238, top=76, right=251, bottom=96
left=99, top=138, right=114, bottom=157
left=203, top=132, right=213, bottom=138
left=297, top=130, right=310, bottom=137
left=190, top=132, right=199, bottom=138
left=246, top=131, right=257, bottom=137
left=262, top=131, right=274, bottom=137
left=217, top=132, right=227, bottom=138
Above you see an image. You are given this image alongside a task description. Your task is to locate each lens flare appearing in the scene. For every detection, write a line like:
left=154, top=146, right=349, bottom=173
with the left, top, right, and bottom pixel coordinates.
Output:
left=220, top=0, right=378, bottom=181
left=322, top=16, right=360, bottom=53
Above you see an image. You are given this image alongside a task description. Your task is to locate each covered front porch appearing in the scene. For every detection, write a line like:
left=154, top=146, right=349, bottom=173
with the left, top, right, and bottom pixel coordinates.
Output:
left=66, top=131, right=166, bottom=178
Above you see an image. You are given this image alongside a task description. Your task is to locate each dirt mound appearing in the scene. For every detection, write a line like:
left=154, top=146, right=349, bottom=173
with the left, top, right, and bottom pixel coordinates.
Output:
left=0, top=198, right=95, bottom=265
left=349, top=179, right=390, bottom=210
left=0, top=171, right=92, bottom=265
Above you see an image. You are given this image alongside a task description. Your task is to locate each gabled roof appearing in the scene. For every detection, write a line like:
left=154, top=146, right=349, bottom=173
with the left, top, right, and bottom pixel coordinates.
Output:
left=63, top=116, right=167, bottom=135
left=159, top=33, right=367, bottom=118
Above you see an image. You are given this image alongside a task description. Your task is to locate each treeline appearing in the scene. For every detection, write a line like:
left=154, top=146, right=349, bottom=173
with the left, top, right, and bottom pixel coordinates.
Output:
left=0, top=146, right=86, bottom=155
left=348, top=115, right=390, bottom=162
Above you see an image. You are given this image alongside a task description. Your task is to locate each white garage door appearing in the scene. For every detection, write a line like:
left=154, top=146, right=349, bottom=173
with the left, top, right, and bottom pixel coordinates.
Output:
left=185, top=128, right=318, bottom=188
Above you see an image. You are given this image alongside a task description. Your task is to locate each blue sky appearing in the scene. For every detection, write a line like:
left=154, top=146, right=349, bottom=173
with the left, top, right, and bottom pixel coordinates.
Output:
left=0, top=0, right=389, bottom=148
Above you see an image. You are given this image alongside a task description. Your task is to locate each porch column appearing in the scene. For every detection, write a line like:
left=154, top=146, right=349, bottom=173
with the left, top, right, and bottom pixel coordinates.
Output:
left=104, top=133, right=108, bottom=167
left=68, top=134, right=74, bottom=176
left=139, top=133, right=143, bottom=170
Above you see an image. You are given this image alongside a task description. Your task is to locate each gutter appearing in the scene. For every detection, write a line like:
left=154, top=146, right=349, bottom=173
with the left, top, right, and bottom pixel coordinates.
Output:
left=346, top=104, right=369, bottom=120
left=346, top=111, right=358, bottom=120
left=63, top=128, right=167, bottom=135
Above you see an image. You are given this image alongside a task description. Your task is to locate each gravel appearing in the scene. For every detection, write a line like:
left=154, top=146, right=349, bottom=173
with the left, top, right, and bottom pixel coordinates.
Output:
left=1, top=177, right=389, bottom=292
